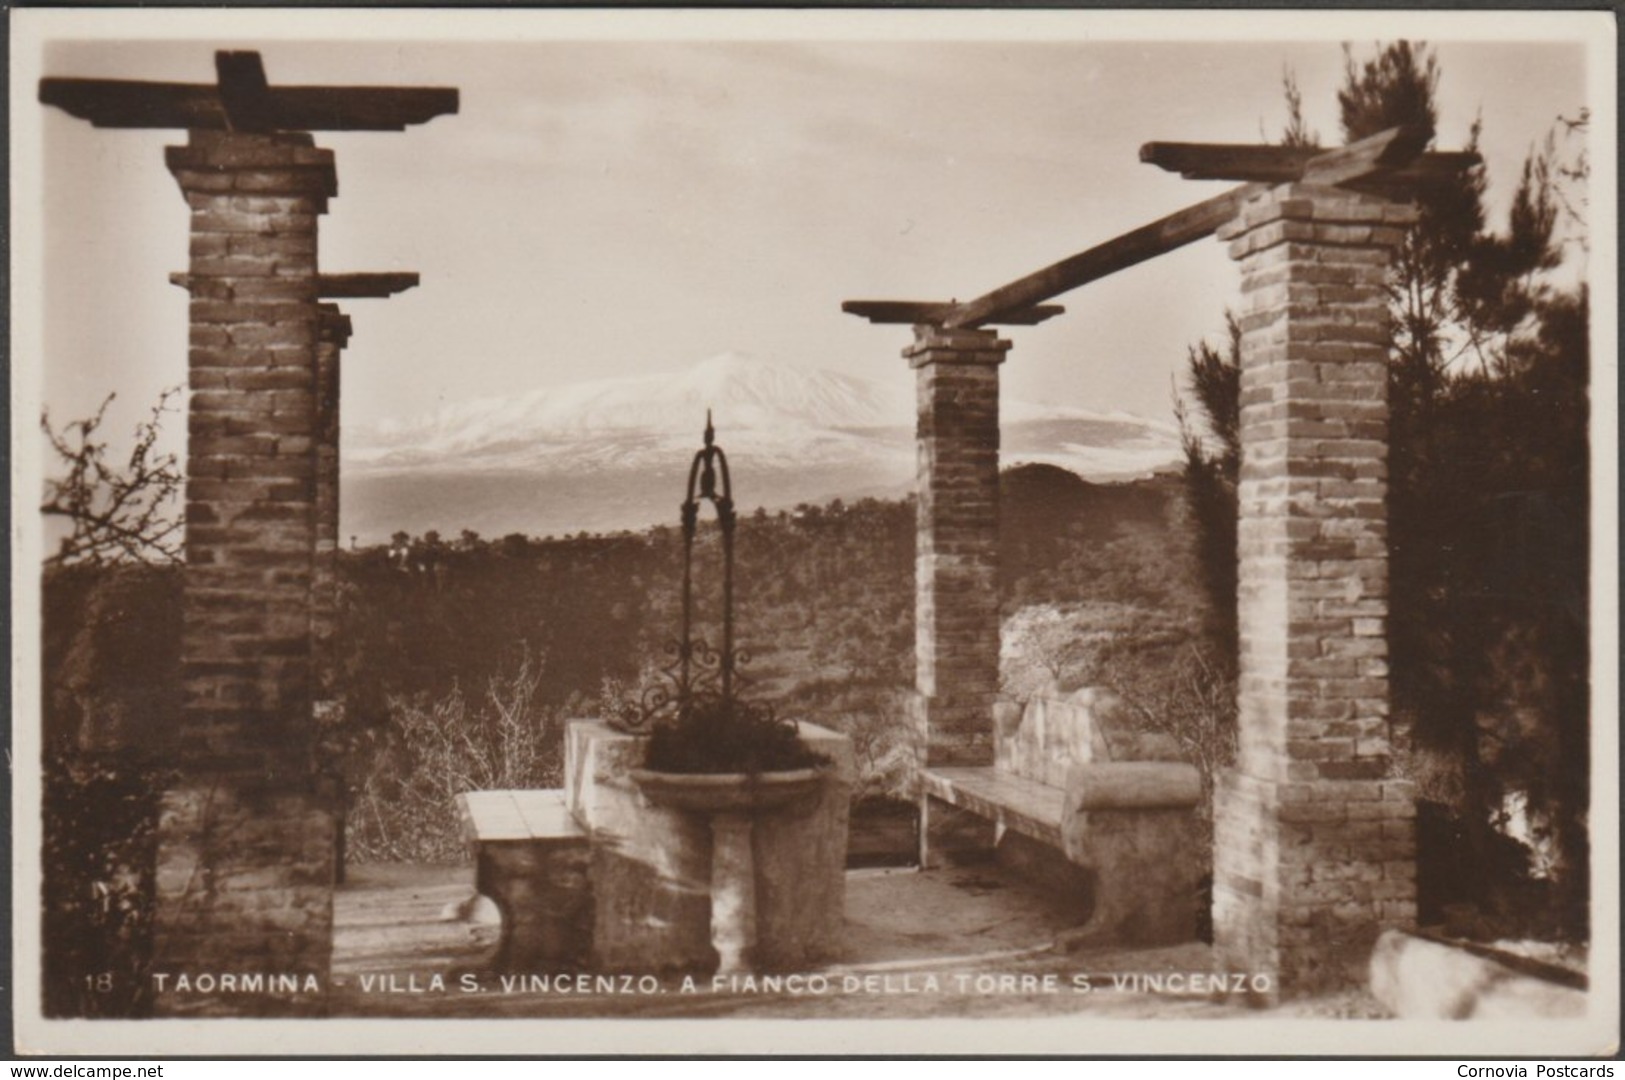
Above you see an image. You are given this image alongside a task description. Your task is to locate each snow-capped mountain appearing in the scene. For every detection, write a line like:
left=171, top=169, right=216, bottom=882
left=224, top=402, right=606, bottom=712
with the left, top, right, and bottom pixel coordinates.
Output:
left=342, top=353, right=1180, bottom=542
left=360, top=352, right=905, bottom=454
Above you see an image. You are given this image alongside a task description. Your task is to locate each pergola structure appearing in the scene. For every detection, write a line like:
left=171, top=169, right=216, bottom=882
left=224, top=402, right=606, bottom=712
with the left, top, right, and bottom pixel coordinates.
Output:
left=845, top=125, right=1476, bottom=996
left=41, top=51, right=456, bottom=1016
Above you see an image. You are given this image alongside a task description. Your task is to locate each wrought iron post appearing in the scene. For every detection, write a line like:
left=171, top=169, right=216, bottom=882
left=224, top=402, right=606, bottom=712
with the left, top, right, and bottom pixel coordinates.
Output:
left=617, top=412, right=746, bottom=732
left=680, top=409, right=737, bottom=702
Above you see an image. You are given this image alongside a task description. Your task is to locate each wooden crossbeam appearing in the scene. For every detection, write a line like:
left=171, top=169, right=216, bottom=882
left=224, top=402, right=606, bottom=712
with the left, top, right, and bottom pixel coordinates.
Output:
left=315, top=273, right=420, bottom=299
left=843, top=187, right=1258, bottom=331
left=40, top=50, right=458, bottom=132
left=169, top=272, right=420, bottom=298
left=1140, top=141, right=1479, bottom=185
left=845, top=126, right=1445, bottom=330
left=1301, top=124, right=1430, bottom=186
left=217, top=51, right=273, bottom=133
left=41, top=80, right=226, bottom=129
left=840, top=300, right=1065, bottom=326
left=939, top=181, right=1267, bottom=329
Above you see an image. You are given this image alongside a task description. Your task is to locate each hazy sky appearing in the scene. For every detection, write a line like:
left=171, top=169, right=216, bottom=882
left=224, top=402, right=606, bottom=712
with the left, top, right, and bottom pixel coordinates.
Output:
left=20, top=13, right=1597, bottom=457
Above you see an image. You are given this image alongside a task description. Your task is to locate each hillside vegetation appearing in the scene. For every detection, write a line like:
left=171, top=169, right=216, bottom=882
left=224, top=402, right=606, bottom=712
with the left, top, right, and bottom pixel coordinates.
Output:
left=44, top=467, right=1204, bottom=863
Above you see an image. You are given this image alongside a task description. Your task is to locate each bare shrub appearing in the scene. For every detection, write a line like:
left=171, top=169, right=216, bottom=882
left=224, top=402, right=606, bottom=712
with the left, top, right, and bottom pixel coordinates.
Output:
left=1098, top=634, right=1238, bottom=817
left=831, top=697, right=915, bottom=804
left=596, top=665, right=666, bottom=732
left=348, top=651, right=562, bottom=863
left=41, top=388, right=183, bottom=566
left=1002, top=604, right=1087, bottom=701
left=1001, top=602, right=1176, bottom=704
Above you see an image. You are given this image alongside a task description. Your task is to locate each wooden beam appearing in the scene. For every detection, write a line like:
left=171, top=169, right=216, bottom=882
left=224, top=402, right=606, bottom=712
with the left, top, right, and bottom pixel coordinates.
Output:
left=317, top=272, right=421, bottom=298
left=939, top=181, right=1267, bottom=329
left=255, top=86, right=461, bottom=132
left=1139, top=141, right=1479, bottom=185
left=931, top=127, right=1436, bottom=329
left=169, top=271, right=421, bottom=298
left=1301, top=124, right=1430, bottom=186
left=42, top=79, right=460, bottom=133
left=216, top=51, right=272, bottom=132
left=841, top=300, right=1064, bottom=326
left=40, top=51, right=458, bottom=132
left=1140, top=142, right=1303, bottom=181
left=40, top=79, right=225, bottom=129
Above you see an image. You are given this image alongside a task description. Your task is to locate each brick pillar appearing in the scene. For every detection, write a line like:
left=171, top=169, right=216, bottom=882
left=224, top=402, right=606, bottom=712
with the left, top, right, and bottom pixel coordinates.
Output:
left=314, top=305, right=350, bottom=883
left=906, top=324, right=1008, bottom=865
left=153, top=131, right=338, bottom=1016
left=1211, top=183, right=1419, bottom=997
left=312, top=305, right=349, bottom=708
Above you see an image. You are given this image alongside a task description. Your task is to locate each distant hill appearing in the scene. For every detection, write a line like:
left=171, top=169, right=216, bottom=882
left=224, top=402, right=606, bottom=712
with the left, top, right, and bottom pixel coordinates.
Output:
left=1000, top=463, right=1184, bottom=592
left=341, top=353, right=1181, bottom=542
left=1002, top=462, right=1173, bottom=538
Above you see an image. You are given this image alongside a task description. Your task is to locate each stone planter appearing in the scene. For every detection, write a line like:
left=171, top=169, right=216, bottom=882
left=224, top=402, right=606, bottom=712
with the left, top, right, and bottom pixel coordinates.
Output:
left=631, top=767, right=826, bottom=974
left=565, top=719, right=852, bottom=975
left=630, top=768, right=824, bottom=813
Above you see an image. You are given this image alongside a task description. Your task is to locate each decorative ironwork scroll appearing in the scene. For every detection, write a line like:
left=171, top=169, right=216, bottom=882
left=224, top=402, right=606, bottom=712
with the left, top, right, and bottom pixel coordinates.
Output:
left=611, top=412, right=754, bottom=733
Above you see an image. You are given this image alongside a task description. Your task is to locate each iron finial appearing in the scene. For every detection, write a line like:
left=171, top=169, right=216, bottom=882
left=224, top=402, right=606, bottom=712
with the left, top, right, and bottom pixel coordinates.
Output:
left=704, top=409, right=715, bottom=448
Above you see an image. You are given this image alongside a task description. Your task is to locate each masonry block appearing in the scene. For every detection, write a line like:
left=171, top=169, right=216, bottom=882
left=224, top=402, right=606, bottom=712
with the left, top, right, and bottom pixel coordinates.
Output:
left=151, top=775, right=339, bottom=1017
left=1212, top=183, right=1419, bottom=999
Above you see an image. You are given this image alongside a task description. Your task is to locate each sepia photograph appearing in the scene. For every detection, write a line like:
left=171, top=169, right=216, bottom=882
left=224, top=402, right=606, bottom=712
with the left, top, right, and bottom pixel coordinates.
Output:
left=9, top=7, right=1617, bottom=1058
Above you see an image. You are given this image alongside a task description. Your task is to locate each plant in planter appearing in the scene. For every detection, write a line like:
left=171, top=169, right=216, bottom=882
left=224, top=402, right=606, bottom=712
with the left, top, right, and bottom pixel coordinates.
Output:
left=644, top=695, right=827, bottom=776
left=635, top=693, right=830, bottom=827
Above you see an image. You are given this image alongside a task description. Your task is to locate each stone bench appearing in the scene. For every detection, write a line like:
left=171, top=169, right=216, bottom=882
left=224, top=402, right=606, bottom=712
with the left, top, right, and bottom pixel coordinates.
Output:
left=920, top=690, right=1203, bottom=946
left=1056, top=760, right=1202, bottom=947
left=919, top=766, right=1066, bottom=849
left=455, top=789, right=593, bottom=970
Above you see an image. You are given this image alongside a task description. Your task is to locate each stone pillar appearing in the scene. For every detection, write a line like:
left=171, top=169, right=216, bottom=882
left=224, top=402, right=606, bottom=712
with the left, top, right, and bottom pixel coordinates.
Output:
left=906, top=324, right=1009, bottom=865
left=1211, top=183, right=1419, bottom=997
left=153, top=130, right=338, bottom=1016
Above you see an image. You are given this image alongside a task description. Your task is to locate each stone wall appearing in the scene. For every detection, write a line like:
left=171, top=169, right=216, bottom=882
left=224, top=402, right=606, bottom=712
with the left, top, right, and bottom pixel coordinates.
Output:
left=996, top=690, right=1183, bottom=786
left=1211, top=182, right=1419, bottom=996
left=152, top=130, right=339, bottom=1015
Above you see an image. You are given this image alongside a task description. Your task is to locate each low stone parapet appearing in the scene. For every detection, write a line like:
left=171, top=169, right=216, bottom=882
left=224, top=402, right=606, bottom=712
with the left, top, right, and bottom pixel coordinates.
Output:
left=1369, top=929, right=1587, bottom=1019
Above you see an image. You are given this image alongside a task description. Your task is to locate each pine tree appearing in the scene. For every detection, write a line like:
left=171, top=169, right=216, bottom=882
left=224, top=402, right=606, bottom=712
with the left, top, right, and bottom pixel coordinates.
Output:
left=1177, top=312, right=1241, bottom=662
left=1180, top=41, right=1589, bottom=938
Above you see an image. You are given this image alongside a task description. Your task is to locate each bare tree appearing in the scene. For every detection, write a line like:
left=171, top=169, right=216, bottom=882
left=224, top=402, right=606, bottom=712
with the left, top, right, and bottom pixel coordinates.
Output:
left=41, top=388, right=184, bottom=566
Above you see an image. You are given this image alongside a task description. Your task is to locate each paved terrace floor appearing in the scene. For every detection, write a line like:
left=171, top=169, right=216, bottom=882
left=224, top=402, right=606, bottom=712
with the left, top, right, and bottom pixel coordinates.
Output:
left=330, top=863, right=1389, bottom=1020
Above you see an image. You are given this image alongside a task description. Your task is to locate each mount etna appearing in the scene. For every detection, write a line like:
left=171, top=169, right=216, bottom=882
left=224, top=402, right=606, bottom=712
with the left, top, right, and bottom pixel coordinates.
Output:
left=343, top=353, right=1181, bottom=541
